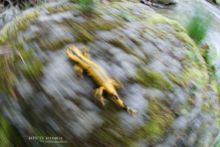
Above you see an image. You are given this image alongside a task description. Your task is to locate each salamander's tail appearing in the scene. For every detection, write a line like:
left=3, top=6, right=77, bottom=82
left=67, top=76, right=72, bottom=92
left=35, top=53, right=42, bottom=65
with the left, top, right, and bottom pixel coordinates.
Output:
left=114, top=95, right=138, bottom=117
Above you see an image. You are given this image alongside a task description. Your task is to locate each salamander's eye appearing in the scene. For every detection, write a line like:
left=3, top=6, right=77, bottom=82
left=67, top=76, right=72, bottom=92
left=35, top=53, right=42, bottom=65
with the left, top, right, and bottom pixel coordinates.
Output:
left=71, top=50, right=76, bottom=55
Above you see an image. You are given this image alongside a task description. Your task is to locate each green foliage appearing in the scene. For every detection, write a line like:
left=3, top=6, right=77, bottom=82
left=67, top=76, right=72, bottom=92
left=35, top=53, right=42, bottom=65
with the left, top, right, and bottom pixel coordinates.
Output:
left=186, top=13, right=210, bottom=44
left=75, top=0, right=95, bottom=14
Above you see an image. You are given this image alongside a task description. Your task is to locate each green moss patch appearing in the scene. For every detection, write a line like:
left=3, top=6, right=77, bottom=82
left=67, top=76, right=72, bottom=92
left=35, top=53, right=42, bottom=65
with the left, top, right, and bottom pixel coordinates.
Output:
left=64, top=18, right=121, bottom=43
left=167, top=72, right=187, bottom=87
left=108, top=39, right=134, bottom=54
left=75, top=29, right=95, bottom=43
left=22, top=59, right=43, bottom=79
left=17, top=50, right=43, bottom=80
left=168, top=65, right=208, bottom=90
left=74, top=0, right=95, bottom=14
left=136, top=68, right=173, bottom=91
left=81, top=18, right=122, bottom=31
left=133, top=99, right=175, bottom=142
left=0, top=54, right=16, bottom=95
left=108, top=39, right=147, bottom=61
left=0, top=113, right=27, bottom=146
left=0, top=114, right=13, bottom=147
left=148, top=14, right=185, bottom=32
left=38, top=36, right=73, bottom=50
left=186, top=12, right=210, bottom=45
left=184, top=67, right=208, bottom=89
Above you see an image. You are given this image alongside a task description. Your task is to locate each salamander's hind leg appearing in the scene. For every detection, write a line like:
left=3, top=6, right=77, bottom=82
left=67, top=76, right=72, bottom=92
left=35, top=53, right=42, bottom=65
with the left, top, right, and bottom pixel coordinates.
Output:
left=74, top=64, right=84, bottom=78
left=94, top=87, right=106, bottom=106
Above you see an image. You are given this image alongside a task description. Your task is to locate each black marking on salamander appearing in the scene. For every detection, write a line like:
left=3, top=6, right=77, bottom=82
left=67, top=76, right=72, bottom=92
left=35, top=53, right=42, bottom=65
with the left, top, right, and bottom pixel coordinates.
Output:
left=70, top=49, right=88, bottom=64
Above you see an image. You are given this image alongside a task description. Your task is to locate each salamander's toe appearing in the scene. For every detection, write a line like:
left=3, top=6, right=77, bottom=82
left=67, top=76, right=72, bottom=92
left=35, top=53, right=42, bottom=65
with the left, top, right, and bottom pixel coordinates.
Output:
left=100, top=98, right=106, bottom=106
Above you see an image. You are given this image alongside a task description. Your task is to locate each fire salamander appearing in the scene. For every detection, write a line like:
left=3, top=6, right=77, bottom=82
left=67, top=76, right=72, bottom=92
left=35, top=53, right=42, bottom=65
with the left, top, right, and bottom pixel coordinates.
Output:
left=66, top=45, right=137, bottom=116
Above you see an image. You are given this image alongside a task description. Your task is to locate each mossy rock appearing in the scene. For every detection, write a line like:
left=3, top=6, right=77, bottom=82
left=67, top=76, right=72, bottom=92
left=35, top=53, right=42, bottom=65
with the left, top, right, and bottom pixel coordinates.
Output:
left=0, top=1, right=218, bottom=147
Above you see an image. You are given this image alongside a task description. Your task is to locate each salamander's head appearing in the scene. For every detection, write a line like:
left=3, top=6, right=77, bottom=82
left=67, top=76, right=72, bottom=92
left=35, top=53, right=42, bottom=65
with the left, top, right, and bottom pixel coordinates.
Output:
left=66, top=45, right=82, bottom=61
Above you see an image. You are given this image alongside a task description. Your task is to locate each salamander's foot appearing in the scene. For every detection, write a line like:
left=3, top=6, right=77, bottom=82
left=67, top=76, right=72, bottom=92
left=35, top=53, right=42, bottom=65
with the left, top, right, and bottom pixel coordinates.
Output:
left=94, top=87, right=106, bottom=106
left=82, top=46, right=90, bottom=58
left=74, top=64, right=84, bottom=78
left=127, top=107, right=138, bottom=117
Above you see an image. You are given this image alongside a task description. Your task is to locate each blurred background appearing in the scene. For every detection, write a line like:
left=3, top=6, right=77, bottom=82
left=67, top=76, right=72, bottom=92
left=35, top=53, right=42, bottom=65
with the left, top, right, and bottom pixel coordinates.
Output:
left=0, top=0, right=220, bottom=146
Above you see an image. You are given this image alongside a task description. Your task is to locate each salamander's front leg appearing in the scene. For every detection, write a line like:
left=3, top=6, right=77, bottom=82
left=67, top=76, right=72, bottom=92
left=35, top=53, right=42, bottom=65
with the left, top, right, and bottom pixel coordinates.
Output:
left=82, top=46, right=90, bottom=58
left=74, top=64, right=84, bottom=78
left=111, top=79, right=123, bottom=89
left=94, top=87, right=106, bottom=106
